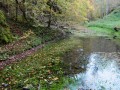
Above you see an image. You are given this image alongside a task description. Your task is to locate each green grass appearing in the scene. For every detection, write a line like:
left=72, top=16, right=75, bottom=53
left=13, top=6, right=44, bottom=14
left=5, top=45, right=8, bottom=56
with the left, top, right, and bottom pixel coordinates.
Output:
left=0, top=37, right=82, bottom=90
left=87, top=7, right=120, bottom=38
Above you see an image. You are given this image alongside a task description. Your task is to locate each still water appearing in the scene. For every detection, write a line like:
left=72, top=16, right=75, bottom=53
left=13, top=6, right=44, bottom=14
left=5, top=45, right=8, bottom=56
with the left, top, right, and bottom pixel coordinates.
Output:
left=64, top=37, right=120, bottom=90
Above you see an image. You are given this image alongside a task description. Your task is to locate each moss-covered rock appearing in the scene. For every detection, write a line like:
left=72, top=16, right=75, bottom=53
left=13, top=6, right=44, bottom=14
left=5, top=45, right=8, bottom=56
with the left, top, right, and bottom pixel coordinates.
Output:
left=0, top=10, right=13, bottom=44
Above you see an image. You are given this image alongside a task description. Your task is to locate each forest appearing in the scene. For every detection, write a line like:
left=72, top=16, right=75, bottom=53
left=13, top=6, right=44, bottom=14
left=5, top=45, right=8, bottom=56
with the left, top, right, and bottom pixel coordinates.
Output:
left=0, top=0, right=120, bottom=90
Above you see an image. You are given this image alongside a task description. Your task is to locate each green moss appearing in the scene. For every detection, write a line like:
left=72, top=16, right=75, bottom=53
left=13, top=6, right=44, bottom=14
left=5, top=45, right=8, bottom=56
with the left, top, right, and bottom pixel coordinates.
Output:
left=0, top=10, right=13, bottom=44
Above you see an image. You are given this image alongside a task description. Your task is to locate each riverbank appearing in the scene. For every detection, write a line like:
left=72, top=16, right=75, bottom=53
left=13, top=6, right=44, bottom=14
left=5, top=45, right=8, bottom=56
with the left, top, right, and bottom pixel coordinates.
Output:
left=0, top=36, right=83, bottom=90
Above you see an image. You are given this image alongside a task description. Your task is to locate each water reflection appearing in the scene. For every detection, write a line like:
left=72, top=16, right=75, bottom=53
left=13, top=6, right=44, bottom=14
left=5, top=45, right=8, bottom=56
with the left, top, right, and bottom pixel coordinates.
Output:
left=80, top=37, right=120, bottom=52
left=63, top=37, right=120, bottom=75
left=68, top=53, right=120, bottom=90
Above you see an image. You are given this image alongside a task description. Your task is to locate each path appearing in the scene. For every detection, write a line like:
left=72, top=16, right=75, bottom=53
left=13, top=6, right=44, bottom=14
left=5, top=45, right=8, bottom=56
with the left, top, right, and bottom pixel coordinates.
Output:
left=0, top=44, right=44, bottom=70
left=0, top=32, right=65, bottom=70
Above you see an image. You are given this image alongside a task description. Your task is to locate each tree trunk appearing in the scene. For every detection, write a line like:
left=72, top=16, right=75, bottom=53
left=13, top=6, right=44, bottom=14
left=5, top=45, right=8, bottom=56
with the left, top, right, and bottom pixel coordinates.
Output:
left=15, top=0, right=18, bottom=21
left=22, top=0, right=27, bottom=22
left=19, top=0, right=27, bottom=22
left=47, top=6, right=52, bottom=28
left=106, top=0, right=109, bottom=15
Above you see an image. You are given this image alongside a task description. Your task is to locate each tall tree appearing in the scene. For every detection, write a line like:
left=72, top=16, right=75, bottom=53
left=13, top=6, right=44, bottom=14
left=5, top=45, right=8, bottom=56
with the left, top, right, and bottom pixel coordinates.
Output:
left=15, top=0, right=19, bottom=21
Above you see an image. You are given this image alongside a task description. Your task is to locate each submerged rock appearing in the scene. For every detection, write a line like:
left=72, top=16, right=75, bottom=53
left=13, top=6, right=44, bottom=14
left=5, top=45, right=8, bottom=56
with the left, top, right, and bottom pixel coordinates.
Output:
left=23, top=88, right=30, bottom=90
left=23, top=84, right=34, bottom=90
left=1, top=83, right=9, bottom=87
left=78, top=88, right=84, bottom=90
left=113, top=35, right=117, bottom=39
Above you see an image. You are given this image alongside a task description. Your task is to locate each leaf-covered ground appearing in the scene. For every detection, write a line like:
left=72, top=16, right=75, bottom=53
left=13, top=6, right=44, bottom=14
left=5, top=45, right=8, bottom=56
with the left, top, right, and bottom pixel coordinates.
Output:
left=0, top=36, right=82, bottom=90
left=0, top=19, right=63, bottom=60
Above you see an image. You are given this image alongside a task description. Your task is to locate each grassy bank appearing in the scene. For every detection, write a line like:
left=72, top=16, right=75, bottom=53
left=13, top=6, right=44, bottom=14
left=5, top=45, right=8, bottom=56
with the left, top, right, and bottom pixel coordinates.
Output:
left=0, top=36, right=82, bottom=90
left=87, top=7, right=120, bottom=38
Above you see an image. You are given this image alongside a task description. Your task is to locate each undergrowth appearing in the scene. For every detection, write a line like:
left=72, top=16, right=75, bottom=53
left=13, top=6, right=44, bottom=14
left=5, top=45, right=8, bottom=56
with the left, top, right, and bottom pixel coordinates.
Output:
left=0, top=20, right=62, bottom=60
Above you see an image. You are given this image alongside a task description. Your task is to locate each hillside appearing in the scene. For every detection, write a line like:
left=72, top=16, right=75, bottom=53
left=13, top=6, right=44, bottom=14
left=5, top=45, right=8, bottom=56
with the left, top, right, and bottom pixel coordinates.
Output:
left=88, top=7, right=120, bottom=38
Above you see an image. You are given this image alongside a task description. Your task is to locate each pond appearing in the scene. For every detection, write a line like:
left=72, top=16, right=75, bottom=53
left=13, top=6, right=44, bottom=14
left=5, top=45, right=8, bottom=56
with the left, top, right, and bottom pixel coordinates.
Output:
left=63, top=37, right=120, bottom=90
